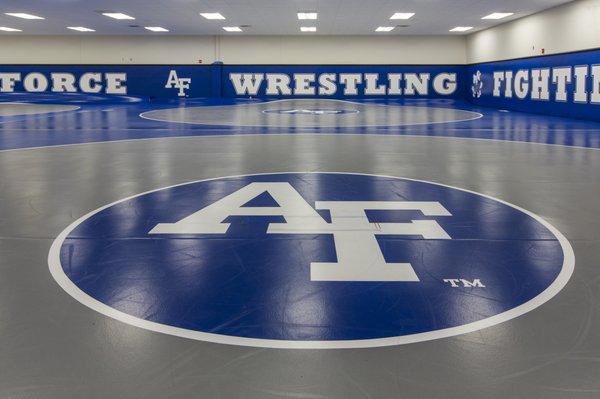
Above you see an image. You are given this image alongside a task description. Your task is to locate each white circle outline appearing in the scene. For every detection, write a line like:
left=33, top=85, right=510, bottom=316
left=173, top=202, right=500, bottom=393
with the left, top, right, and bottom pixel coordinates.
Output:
left=48, top=172, right=575, bottom=349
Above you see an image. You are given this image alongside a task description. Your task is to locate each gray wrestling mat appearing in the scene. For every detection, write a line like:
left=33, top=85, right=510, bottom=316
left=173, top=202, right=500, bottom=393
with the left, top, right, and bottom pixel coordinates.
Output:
left=0, top=102, right=79, bottom=116
left=0, top=134, right=599, bottom=398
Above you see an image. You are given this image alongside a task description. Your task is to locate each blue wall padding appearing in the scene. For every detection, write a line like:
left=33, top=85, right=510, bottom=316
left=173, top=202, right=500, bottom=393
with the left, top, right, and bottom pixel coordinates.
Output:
left=1, top=47, right=599, bottom=122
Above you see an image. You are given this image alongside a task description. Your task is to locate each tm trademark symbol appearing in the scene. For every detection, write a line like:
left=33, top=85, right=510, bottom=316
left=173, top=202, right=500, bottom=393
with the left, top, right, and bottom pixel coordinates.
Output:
left=444, top=279, right=486, bottom=288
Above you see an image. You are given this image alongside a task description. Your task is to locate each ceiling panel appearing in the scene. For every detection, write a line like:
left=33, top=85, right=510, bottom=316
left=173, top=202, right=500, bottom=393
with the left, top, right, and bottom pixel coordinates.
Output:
left=0, top=0, right=574, bottom=35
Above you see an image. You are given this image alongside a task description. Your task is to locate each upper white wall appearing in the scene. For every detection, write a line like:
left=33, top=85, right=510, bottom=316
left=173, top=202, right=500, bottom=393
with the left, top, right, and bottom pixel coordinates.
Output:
left=219, top=36, right=465, bottom=64
left=0, top=36, right=216, bottom=64
left=3, top=1, right=599, bottom=66
left=467, top=0, right=600, bottom=63
left=0, top=35, right=466, bottom=65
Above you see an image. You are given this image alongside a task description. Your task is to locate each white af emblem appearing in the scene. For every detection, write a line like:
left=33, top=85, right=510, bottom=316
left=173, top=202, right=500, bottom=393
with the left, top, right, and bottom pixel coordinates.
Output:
left=150, top=183, right=452, bottom=281
left=165, top=70, right=191, bottom=97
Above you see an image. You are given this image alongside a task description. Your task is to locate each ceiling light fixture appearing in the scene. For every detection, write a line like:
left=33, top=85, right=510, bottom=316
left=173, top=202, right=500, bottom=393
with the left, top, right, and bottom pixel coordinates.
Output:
left=4, top=13, right=44, bottom=20
left=200, top=13, right=225, bottom=20
left=449, top=26, right=473, bottom=32
left=67, top=27, right=95, bottom=32
left=298, top=12, right=317, bottom=20
left=145, top=26, right=169, bottom=32
left=102, top=12, right=135, bottom=20
left=375, top=26, right=395, bottom=32
left=300, top=26, right=317, bottom=32
left=0, top=26, right=22, bottom=32
left=482, top=12, right=514, bottom=20
left=390, top=13, right=415, bottom=20
left=223, top=26, right=242, bottom=32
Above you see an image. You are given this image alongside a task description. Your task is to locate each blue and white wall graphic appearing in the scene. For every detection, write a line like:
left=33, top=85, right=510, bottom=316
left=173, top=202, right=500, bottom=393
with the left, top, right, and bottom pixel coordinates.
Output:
left=2, top=48, right=599, bottom=117
left=0, top=64, right=465, bottom=99
left=468, top=48, right=600, bottom=121
left=49, top=173, right=574, bottom=349
left=0, top=65, right=212, bottom=99
left=222, top=65, right=466, bottom=98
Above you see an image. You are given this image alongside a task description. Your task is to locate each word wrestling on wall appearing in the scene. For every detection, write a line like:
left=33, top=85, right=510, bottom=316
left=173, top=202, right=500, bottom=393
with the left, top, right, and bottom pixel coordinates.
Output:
left=227, top=72, right=458, bottom=97
left=222, top=65, right=466, bottom=98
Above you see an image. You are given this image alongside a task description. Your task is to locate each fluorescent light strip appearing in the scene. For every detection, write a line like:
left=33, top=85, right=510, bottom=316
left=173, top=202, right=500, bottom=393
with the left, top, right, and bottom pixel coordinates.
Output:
left=298, top=12, right=317, bottom=20
left=376, top=26, right=395, bottom=32
left=300, top=26, right=317, bottom=32
left=200, top=13, right=225, bottom=20
left=482, top=12, right=514, bottom=20
left=390, top=13, right=414, bottom=20
left=449, top=26, right=473, bottom=32
left=67, top=27, right=95, bottom=32
left=223, top=26, right=242, bottom=32
left=102, top=12, right=135, bottom=20
left=0, top=27, right=22, bottom=32
left=4, top=12, right=44, bottom=20
left=145, top=26, right=169, bottom=32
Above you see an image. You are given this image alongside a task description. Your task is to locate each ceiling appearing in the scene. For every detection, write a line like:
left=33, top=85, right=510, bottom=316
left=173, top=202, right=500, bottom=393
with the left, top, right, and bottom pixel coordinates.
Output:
left=0, top=0, right=574, bottom=35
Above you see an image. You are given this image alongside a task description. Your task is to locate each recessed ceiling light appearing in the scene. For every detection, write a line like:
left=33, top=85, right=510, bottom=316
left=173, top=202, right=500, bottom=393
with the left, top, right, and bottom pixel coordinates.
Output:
left=0, top=26, right=22, bottom=32
left=300, top=26, right=317, bottom=32
left=145, top=26, right=169, bottom=32
left=449, top=26, right=473, bottom=32
left=482, top=12, right=514, bottom=20
left=4, top=13, right=44, bottom=20
left=390, top=13, right=415, bottom=20
left=67, top=27, right=95, bottom=32
left=298, top=12, right=317, bottom=20
left=223, top=26, right=242, bottom=32
left=102, top=12, right=135, bottom=20
left=375, top=26, right=395, bottom=32
left=200, top=13, right=225, bottom=20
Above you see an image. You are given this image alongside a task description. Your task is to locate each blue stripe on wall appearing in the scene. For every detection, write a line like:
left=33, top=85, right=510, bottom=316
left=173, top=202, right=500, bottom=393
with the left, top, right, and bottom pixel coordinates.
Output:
left=1, top=48, right=599, bottom=121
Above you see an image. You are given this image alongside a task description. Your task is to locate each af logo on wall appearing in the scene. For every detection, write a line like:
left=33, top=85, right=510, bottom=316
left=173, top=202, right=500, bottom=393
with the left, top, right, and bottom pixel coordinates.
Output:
left=165, top=70, right=191, bottom=97
left=49, top=173, right=573, bottom=348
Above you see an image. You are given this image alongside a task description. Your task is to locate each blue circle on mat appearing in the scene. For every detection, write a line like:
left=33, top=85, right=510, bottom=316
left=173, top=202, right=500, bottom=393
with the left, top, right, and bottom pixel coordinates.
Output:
left=51, top=173, right=573, bottom=348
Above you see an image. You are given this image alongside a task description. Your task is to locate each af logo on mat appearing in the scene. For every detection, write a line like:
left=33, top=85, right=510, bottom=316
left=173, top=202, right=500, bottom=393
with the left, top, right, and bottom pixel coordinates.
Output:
left=262, top=108, right=360, bottom=115
left=49, top=173, right=573, bottom=349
